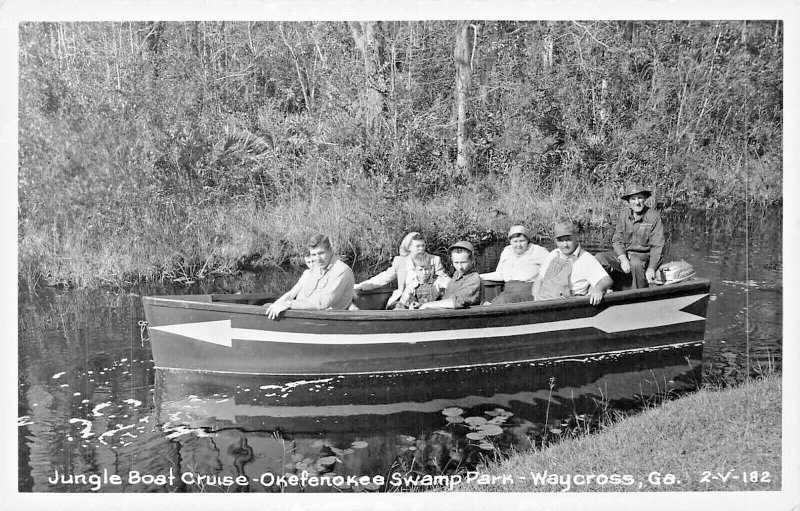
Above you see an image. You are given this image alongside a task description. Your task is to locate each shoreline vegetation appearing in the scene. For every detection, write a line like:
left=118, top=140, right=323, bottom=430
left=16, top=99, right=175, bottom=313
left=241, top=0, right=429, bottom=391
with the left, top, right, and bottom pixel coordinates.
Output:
left=451, top=373, right=782, bottom=492
left=18, top=21, right=782, bottom=289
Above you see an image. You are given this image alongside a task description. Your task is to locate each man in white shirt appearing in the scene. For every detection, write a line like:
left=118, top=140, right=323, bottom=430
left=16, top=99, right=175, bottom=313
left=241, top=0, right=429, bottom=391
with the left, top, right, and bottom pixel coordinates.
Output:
left=265, top=234, right=355, bottom=319
left=533, top=221, right=612, bottom=306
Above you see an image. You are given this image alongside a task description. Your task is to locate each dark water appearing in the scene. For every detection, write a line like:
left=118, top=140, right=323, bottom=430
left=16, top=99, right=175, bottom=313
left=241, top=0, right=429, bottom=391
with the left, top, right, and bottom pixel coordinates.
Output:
left=17, top=208, right=782, bottom=493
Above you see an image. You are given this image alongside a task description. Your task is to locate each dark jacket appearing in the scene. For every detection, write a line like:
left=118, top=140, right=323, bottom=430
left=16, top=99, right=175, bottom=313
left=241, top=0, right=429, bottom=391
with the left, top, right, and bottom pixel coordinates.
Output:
left=611, top=206, right=665, bottom=271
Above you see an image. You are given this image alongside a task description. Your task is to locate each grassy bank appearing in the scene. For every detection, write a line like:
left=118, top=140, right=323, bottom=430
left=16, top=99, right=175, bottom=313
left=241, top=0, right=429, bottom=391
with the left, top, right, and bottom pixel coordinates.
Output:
left=453, top=374, right=782, bottom=492
left=19, top=172, right=622, bottom=289
left=15, top=170, right=775, bottom=290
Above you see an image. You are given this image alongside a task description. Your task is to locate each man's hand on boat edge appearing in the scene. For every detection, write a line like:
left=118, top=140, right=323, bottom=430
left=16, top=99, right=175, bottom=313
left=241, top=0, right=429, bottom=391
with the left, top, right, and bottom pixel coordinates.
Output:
left=587, top=276, right=613, bottom=306
left=265, top=300, right=292, bottom=320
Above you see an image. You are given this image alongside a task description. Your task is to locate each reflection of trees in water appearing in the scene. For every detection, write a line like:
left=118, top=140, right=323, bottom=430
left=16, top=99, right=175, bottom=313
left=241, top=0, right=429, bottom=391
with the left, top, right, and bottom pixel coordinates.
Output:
left=18, top=289, right=161, bottom=492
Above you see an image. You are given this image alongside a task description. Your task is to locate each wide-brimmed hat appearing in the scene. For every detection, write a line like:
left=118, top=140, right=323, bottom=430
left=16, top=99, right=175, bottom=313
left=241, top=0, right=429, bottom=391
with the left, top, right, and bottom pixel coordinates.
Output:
left=449, top=240, right=475, bottom=254
left=621, top=184, right=652, bottom=200
left=507, top=225, right=530, bottom=240
left=553, top=221, right=575, bottom=238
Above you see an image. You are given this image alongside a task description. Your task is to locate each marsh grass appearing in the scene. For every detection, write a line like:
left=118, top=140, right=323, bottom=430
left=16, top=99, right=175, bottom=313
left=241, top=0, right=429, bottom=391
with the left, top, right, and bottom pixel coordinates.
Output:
left=451, top=372, right=782, bottom=492
left=19, top=170, right=620, bottom=289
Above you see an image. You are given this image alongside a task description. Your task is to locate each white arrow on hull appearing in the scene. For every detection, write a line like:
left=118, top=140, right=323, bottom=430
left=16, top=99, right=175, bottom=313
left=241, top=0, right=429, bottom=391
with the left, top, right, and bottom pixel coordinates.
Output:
left=149, top=293, right=707, bottom=347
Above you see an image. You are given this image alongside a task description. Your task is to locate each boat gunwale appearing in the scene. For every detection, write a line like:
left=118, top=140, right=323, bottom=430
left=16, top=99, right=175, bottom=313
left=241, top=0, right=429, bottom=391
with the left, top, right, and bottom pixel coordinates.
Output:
left=142, top=278, right=711, bottom=322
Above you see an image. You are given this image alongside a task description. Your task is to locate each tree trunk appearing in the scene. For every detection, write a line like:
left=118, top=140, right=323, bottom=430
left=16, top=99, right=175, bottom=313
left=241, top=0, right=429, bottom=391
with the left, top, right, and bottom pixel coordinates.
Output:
left=542, top=21, right=554, bottom=68
left=349, top=21, right=388, bottom=141
left=454, top=21, right=474, bottom=177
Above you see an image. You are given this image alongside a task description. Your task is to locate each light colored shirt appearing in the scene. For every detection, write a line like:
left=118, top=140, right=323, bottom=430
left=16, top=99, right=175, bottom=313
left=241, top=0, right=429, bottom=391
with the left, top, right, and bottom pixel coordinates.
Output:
left=480, top=243, right=550, bottom=282
left=294, top=258, right=355, bottom=310
left=355, top=256, right=404, bottom=291
left=538, top=245, right=609, bottom=296
left=358, top=253, right=448, bottom=307
left=281, top=268, right=312, bottom=301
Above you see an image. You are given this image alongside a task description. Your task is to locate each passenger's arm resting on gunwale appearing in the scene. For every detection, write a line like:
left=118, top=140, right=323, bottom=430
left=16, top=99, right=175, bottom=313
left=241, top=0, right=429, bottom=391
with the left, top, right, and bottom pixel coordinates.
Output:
left=420, top=271, right=480, bottom=309
left=587, top=275, right=613, bottom=306
left=290, top=263, right=355, bottom=311
left=355, top=258, right=399, bottom=291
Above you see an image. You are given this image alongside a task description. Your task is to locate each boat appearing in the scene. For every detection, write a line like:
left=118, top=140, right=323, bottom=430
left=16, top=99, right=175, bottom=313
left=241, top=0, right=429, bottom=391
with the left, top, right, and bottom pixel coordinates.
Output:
left=141, top=278, right=711, bottom=376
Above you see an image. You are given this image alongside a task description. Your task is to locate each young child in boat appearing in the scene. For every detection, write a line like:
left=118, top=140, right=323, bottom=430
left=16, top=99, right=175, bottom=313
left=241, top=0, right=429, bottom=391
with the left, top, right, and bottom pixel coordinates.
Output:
left=418, top=241, right=481, bottom=309
left=394, top=253, right=443, bottom=309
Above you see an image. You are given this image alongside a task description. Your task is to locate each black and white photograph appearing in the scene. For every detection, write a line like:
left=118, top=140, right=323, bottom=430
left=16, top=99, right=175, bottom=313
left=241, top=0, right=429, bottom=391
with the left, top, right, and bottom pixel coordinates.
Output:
left=4, top=1, right=798, bottom=509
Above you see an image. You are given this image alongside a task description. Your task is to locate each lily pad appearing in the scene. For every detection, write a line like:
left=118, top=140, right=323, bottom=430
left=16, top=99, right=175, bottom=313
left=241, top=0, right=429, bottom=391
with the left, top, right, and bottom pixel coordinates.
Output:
left=442, top=407, right=464, bottom=417
left=317, top=456, right=338, bottom=466
left=351, top=440, right=368, bottom=449
left=445, top=415, right=465, bottom=424
left=549, top=428, right=562, bottom=435
left=477, top=424, right=504, bottom=436
left=466, top=432, right=486, bottom=441
left=478, top=442, right=495, bottom=450
left=464, top=416, right=487, bottom=426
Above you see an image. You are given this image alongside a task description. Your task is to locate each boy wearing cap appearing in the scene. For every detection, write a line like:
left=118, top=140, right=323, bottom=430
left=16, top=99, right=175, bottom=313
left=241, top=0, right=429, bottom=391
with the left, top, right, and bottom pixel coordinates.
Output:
left=533, top=221, right=612, bottom=306
left=595, top=184, right=665, bottom=289
left=419, top=241, right=481, bottom=309
left=480, top=224, right=549, bottom=304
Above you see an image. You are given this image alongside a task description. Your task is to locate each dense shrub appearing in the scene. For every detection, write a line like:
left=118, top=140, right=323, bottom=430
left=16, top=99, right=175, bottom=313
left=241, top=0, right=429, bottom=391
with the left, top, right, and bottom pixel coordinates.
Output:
left=18, top=21, right=782, bottom=287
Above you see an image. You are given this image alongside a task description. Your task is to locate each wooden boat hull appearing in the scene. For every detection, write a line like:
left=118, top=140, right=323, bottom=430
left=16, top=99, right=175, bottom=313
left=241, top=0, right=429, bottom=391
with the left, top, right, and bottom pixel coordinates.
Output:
left=142, top=279, right=710, bottom=376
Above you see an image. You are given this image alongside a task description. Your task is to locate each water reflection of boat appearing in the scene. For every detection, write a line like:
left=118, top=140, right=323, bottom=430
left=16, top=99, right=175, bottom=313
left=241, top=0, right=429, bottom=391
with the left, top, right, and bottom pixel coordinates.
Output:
left=154, top=346, right=701, bottom=493
left=142, top=279, right=710, bottom=376
left=156, top=341, right=701, bottom=435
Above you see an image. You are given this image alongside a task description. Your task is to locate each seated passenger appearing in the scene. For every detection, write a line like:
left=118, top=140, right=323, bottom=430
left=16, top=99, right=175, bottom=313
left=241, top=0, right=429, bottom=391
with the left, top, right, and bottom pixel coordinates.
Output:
left=354, top=232, right=448, bottom=308
left=533, top=221, right=612, bottom=306
left=270, top=252, right=314, bottom=305
left=265, top=234, right=355, bottom=319
left=393, top=253, right=443, bottom=309
left=594, top=184, right=665, bottom=289
left=480, top=224, right=549, bottom=304
left=419, top=241, right=481, bottom=310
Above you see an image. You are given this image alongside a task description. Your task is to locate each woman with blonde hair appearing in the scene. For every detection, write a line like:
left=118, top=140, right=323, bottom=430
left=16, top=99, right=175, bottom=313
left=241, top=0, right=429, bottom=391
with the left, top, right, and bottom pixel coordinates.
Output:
left=354, top=232, right=448, bottom=308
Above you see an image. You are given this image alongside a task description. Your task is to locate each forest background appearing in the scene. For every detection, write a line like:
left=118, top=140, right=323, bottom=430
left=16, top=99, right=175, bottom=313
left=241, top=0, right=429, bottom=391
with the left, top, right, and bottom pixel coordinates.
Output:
left=17, top=20, right=783, bottom=289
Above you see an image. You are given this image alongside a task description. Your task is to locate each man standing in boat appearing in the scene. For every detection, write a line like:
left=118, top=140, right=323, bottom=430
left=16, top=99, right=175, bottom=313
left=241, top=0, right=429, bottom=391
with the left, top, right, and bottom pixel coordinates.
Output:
left=594, top=184, right=665, bottom=289
left=533, top=221, right=612, bottom=305
left=265, top=234, right=355, bottom=319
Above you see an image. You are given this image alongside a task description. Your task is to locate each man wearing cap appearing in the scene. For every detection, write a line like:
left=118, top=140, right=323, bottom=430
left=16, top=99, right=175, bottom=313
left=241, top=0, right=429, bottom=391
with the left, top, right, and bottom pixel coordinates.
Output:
left=595, top=184, right=665, bottom=289
left=533, top=221, right=612, bottom=306
left=480, top=225, right=550, bottom=304
left=419, top=240, right=481, bottom=309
